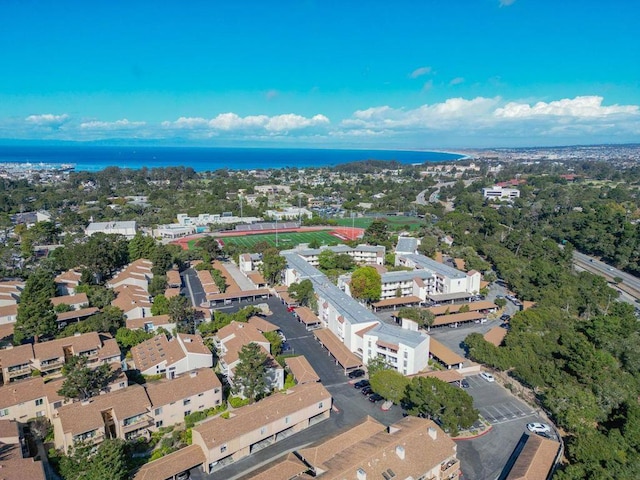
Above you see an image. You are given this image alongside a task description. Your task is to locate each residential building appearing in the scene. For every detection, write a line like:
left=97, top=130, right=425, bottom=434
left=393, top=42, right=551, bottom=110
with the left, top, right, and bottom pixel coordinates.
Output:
left=0, top=332, right=121, bottom=385
left=395, top=236, right=419, bottom=255
left=144, top=368, right=222, bottom=430
left=85, top=221, right=137, bottom=239
left=215, top=321, right=284, bottom=394
left=254, top=185, right=291, bottom=195
left=291, top=244, right=385, bottom=266
left=107, top=259, right=153, bottom=291
left=130, top=333, right=212, bottom=378
left=0, top=377, right=47, bottom=422
left=505, top=433, right=560, bottom=480
left=50, top=293, right=89, bottom=310
left=0, top=419, right=46, bottom=480
left=111, top=284, right=152, bottom=319
left=53, top=384, right=153, bottom=453
left=0, top=280, right=23, bottom=307
left=192, top=382, right=332, bottom=474
left=396, top=253, right=481, bottom=298
left=482, top=185, right=521, bottom=200
left=54, top=269, right=82, bottom=295
left=126, top=314, right=177, bottom=335
left=239, top=253, right=263, bottom=273
left=283, top=251, right=429, bottom=375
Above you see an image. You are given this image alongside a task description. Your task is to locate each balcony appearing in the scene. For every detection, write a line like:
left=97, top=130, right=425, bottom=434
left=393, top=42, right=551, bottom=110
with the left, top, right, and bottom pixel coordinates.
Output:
left=440, top=459, right=460, bottom=478
left=6, top=365, right=31, bottom=378
left=73, top=431, right=105, bottom=445
left=122, top=414, right=154, bottom=434
left=39, top=358, right=65, bottom=371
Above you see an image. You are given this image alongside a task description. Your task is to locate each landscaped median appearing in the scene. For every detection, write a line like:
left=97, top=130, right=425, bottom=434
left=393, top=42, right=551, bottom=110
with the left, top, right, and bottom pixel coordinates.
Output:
left=452, top=415, right=493, bottom=440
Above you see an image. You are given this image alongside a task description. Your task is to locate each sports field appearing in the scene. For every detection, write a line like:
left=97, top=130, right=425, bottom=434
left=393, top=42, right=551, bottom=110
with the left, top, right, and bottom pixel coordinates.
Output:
left=219, top=230, right=342, bottom=249
left=335, top=215, right=424, bottom=231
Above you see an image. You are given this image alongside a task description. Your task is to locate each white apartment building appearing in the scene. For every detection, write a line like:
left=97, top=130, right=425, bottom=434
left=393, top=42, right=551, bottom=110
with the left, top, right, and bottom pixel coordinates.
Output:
left=291, top=244, right=385, bottom=266
left=283, top=251, right=430, bottom=375
left=482, top=185, right=521, bottom=200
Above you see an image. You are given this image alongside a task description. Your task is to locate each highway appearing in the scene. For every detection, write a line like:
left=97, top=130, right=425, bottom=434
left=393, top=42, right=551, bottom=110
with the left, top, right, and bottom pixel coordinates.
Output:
left=573, top=251, right=640, bottom=300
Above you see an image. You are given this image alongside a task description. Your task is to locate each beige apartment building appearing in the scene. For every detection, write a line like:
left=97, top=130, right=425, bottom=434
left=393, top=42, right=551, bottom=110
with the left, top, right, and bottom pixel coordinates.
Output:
left=0, top=419, right=46, bottom=480
left=130, top=333, right=213, bottom=378
left=192, top=382, right=332, bottom=474
left=249, top=416, right=460, bottom=480
left=0, top=377, right=48, bottom=422
left=0, top=332, right=121, bottom=384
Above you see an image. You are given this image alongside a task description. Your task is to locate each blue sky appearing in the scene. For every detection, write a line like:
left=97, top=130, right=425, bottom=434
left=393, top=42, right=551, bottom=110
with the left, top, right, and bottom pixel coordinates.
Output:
left=0, top=0, right=638, bottom=148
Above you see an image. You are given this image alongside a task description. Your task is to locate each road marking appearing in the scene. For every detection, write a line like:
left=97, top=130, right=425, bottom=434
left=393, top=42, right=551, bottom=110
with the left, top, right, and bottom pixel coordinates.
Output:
left=287, top=335, right=313, bottom=340
left=490, top=412, right=537, bottom=426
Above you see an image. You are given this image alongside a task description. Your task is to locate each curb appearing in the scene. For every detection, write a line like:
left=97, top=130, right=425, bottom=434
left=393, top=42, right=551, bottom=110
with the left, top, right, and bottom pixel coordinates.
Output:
left=452, top=424, right=493, bottom=441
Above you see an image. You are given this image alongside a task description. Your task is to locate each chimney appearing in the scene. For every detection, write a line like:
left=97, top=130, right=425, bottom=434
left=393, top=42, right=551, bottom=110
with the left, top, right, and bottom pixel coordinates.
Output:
left=74, top=332, right=81, bottom=337
left=428, top=426, right=437, bottom=440
left=190, top=371, right=197, bottom=378
left=395, top=445, right=405, bottom=460
left=356, top=468, right=367, bottom=480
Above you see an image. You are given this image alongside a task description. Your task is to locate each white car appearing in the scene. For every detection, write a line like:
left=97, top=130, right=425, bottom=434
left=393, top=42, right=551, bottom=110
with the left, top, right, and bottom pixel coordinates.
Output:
left=527, top=423, right=551, bottom=434
left=480, top=372, right=495, bottom=382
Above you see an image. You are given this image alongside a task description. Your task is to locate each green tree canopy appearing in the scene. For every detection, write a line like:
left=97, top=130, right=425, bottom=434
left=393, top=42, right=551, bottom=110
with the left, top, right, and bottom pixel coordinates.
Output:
left=370, top=369, right=410, bottom=404
left=57, top=355, right=114, bottom=401
left=288, top=279, right=316, bottom=309
left=350, top=266, right=382, bottom=303
left=260, top=248, right=286, bottom=286
left=15, top=269, right=57, bottom=343
left=233, top=342, right=269, bottom=403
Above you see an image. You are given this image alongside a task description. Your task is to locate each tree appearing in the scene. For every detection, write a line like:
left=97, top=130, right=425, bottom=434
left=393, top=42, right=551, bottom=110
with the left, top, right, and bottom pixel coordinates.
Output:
left=151, top=294, right=169, bottom=316
left=57, top=355, right=113, bottom=401
left=233, top=342, right=269, bottom=402
left=397, top=307, right=435, bottom=329
left=149, top=274, right=167, bottom=297
left=115, top=327, right=154, bottom=352
left=15, top=269, right=57, bottom=344
left=370, top=369, right=410, bottom=404
left=128, top=233, right=156, bottom=261
left=418, top=236, right=438, bottom=257
left=151, top=244, right=173, bottom=276
left=75, top=284, right=116, bottom=309
left=59, top=439, right=128, bottom=480
left=363, top=219, right=390, bottom=246
left=288, top=279, right=316, bottom=308
left=260, top=248, right=286, bottom=286
left=263, top=331, right=283, bottom=357
left=366, top=356, right=393, bottom=378
left=167, top=295, right=194, bottom=324
left=197, top=236, right=221, bottom=258
left=494, top=297, right=507, bottom=309
left=405, top=377, right=479, bottom=435
left=350, top=266, right=382, bottom=303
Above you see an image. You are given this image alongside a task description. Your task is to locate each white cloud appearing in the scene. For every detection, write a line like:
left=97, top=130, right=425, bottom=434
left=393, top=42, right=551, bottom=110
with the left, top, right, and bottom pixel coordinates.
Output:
left=449, top=77, right=465, bottom=86
left=499, top=0, right=516, bottom=6
left=494, top=96, right=639, bottom=118
left=410, top=66, right=432, bottom=79
left=25, top=113, right=70, bottom=127
left=80, top=119, right=146, bottom=130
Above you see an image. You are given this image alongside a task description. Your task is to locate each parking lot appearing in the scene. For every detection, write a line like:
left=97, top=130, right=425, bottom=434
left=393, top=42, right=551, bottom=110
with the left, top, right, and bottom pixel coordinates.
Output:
left=457, top=374, right=552, bottom=480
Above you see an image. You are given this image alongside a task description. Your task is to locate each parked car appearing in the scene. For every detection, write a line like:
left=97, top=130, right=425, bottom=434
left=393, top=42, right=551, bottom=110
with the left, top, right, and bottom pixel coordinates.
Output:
left=176, top=472, right=190, bottom=480
left=361, top=387, right=373, bottom=396
left=354, top=379, right=370, bottom=389
left=460, top=379, right=470, bottom=388
left=287, top=306, right=296, bottom=313
left=368, top=393, right=384, bottom=403
left=348, top=369, right=365, bottom=379
left=500, top=314, right=511, bottom=321
left=480, top=372, right=495, bottom=382
left=526, top=423, right=551, bottom=434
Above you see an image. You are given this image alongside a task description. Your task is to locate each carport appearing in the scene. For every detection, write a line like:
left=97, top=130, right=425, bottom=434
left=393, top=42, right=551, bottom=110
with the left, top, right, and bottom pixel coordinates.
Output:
left=428, top=291, right=475, bottom=304
left=313, top=328, right=362, bottom=373
left=428, top=338, right=466, bottom=369
left=372, top=295, right=422, bottom=312
left=431, top=311, right=486, bottom=328
left=208, top=288, right=271, bottom=305
left=293, top=306, right=322, bottom=330
left=133, top=444, right=205, bottom=479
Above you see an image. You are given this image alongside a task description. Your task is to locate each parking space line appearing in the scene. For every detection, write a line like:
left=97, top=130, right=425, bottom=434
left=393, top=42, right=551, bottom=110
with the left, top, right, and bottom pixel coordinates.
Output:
left=491, top=412, right=537, bottom=426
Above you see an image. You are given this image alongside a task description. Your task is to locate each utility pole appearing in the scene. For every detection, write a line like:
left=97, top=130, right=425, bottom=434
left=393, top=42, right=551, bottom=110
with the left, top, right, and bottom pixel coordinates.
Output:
left=239, top=194, right=243, bottom=219
left=275, top=217, right=278, bottom=247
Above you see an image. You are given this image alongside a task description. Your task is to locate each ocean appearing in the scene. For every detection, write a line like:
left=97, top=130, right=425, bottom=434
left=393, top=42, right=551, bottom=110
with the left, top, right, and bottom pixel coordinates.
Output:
left=0, top=145, right=465, bottom=172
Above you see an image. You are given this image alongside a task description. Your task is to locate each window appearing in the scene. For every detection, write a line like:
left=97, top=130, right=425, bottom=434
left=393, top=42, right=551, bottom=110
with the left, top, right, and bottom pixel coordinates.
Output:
left=404, top=351, right=408, bottom=359
left=220, top=444, right=227, bottom=453
left=154, top=408, right=162, bottom=416
left=36, top=411, right=44, bottom=417
left=403, top=360, right=408, bottom=367
left=35, top=398, right=43, bottom=406
left=119, top=382, right=125, bottom=388
left=184, top=410, right=191, bottom=416
left=54, top=401, right=62, bottom=409
left=183, top=399, right=191, bottom=406
left=0, top=409, right=8, bottom=417
left=198, top=393, right=204, bottom=397
left=285, top=416, right=290, bottom=424
left=260, top=427, right=266, bottom=435
left=155, top=421, right=163, bottom=428
left=318, top=402, right=323, bottom=409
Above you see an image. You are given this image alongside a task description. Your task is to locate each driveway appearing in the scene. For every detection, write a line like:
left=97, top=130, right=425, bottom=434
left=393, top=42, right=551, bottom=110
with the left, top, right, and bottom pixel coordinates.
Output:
left=183, top=267, right=206, bottom=307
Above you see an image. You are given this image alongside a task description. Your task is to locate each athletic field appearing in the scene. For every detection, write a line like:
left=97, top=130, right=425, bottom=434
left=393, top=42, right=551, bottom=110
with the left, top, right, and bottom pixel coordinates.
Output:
left=335, top=215, right=424, bottom=231
left=217, top=230, right=342, bottom=249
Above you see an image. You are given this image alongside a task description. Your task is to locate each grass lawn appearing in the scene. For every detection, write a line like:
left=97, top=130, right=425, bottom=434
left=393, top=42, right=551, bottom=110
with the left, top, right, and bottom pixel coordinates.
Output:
left=208, top=230, right=344, bottom=250
left=335, top=215, right=424, bottom=231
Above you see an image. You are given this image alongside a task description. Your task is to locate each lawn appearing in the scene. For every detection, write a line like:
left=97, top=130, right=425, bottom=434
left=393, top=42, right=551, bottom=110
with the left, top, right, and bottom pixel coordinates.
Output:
left=203, top=230, right=344, bottom=250
left=335, top=215, right=424, bottom=231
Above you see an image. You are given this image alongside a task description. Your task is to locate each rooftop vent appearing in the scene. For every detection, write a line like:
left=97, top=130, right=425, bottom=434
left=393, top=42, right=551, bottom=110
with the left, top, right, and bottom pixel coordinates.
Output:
left=395, top=445, right=405, bottom=460
left=356, top=468, right=367, bottom=480
left=428, top=426, right=437, bottom=440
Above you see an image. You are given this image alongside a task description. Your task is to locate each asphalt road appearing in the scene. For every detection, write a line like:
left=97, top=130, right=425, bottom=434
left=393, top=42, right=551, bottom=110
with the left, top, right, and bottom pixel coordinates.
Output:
left=573, top=250, right=640, bottom=296
left=457, top=374, right=554, bottom=480
left=183, top=267, right=206, bottom=307
left=193, top=297, right=404, bottom=480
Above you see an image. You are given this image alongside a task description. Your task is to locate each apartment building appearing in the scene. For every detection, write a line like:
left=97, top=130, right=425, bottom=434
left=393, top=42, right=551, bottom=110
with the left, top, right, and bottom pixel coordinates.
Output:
left=0, top=280, right=23, bottom=307
left=250, top=416, right=460, bottom=480
left=54, top=270, right=82, bottom=295
left=0, top=332, right=121, bottom=385
left=192, top=382, right=332, bottom=474
left=362, top=322, right=430, bottom=376
left=0, top=377, right=47, bottom=422
left=107, top=259, right=153, bottom=291
left=283, top=251, right=430, bottom=375
left=111, top=284, right=152, bottom=319
left=53, top=384, right=153, bottom=453
left=0, top=419, right=46, bottom=480
left=50, top=293, right=89, bottom=310
left=215, top=321, right=284, bottom=394
left=130, top=333, right=212, bottom=378
left=396, top=253, right=481, bottom=298
left=291, top=244, right=385, bottom=267
left=143, top=368, right=222, bottom=430
left=238, top=253, right=263, bottom=273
